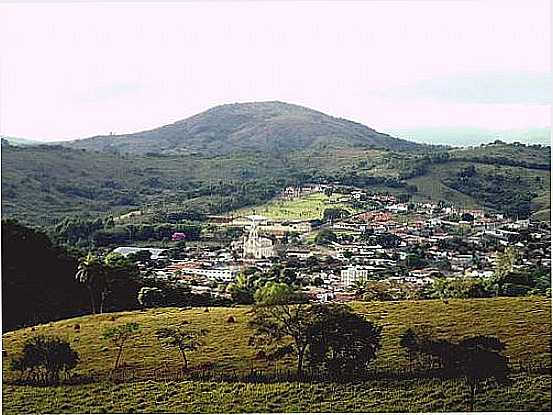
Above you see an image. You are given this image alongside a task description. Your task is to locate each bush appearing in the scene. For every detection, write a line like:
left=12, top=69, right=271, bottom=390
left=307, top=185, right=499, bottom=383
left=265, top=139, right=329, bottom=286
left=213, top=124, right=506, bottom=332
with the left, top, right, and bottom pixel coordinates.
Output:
left=10, top=335, right=79, bottom=384
left=137, top=286, right=165, bottom=308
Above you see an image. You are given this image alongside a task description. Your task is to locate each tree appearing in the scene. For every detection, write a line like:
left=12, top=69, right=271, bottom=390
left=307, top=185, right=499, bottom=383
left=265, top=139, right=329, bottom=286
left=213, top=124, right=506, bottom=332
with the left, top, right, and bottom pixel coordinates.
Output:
left=249, top=285, right=312, bottom=377
left=227, top=273, right=260, bottom=304
left=155, top=325, right=208, bottom=370
left=314, top=229, right=337, bottom=245
left=11, top=335, right=79, bottom=384
left=75, top=253, right=106, bottom=314
left=76, top=252, right=139, bottom=314
left=102, top=322, right=141, bottom=370
left=307, top=304, right=382, bottom=380
left=458, top=336, right=510, bottom=411
left=488, top=247, right=518, bottom=296
left=138, top=286, right=164, bottom=308
left=322, top=208, right=349, bottom=222
left=376, top=233, right=401, bottom=248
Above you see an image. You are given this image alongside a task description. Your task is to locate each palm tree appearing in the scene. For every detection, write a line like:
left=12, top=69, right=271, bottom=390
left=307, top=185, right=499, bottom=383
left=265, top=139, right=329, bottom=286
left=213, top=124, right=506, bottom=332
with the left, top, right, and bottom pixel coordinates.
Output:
left=75, top=253, right=104, bottom=314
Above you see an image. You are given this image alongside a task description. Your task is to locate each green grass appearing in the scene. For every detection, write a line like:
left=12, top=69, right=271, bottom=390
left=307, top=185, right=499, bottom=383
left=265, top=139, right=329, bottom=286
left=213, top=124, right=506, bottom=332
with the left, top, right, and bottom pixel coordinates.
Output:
left=3, top=297, right=550, bottom=377
left=2, top=374, right=550, bottom=414
left=2, top=297, right=551, bottom=413
left=230, top=192, right=360, bottom=221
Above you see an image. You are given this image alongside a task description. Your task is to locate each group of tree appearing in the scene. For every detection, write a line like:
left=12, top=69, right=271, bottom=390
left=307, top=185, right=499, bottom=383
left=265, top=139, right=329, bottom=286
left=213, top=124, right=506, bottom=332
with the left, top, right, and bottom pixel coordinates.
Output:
left=2, top=220, right=90, bottom=331
left=75, top=252, right=141, bottom=314
left=2, top=220, right=148, bottom=331
left=249, top=283, right=382, bottom=380
left=400, top=327, right=510, bottom=410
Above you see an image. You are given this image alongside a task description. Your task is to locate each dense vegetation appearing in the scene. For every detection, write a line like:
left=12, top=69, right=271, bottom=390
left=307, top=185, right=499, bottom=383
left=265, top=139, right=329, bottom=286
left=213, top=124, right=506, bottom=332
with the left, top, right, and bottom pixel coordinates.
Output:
left=1, top=220, right=90, bottom=331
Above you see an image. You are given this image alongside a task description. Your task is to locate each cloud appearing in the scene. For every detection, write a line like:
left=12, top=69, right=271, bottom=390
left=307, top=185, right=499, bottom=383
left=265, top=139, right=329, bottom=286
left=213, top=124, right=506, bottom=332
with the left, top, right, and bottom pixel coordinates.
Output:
left=376, top=72, right=551, bottom=105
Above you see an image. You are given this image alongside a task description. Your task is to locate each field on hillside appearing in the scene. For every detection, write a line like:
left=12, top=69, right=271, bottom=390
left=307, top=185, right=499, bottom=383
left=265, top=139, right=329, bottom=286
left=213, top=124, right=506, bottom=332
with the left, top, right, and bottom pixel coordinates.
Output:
left=230, top=192, right=360, bottom=221
left=2, top=297, right=551, bottom=413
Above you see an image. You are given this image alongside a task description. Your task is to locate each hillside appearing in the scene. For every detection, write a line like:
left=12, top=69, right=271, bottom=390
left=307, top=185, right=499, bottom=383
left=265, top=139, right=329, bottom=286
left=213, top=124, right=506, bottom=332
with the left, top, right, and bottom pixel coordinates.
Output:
left=2, top=297, right=551, bottom=413
left=62, top=101, right=425, bottom=155
left=1, top=137, right=550, bottom=226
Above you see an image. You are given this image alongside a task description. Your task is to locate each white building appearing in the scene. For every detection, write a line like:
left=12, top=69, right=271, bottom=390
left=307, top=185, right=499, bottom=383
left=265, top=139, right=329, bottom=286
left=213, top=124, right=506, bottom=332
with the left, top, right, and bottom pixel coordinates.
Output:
left=241, top=217, right=276, bottom=259
left=179, top=266, right=240, bottom=282
left=340, top=266, right=374, bottom=287
left=112, top=246, right=167, bottom=260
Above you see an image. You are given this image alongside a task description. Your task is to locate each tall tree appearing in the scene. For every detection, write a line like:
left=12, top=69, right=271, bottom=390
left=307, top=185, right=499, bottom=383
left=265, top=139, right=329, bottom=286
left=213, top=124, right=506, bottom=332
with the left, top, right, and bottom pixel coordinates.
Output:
left=2, top=219, right=88, bottom=331
left=75, top=253, right=106, bottom=314
left=307, top=304, right=382, bottom=380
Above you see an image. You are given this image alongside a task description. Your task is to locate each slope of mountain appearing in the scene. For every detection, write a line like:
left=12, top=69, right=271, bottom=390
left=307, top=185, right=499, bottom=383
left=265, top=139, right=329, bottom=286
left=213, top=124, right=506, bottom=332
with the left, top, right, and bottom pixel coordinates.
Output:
left=62, top=101, right=426, bottom=155
left=2, top=141, right=550, bottom=226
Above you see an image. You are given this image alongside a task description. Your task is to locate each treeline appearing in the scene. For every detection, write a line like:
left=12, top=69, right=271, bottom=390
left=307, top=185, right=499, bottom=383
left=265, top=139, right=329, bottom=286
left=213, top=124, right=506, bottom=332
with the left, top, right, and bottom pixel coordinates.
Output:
left=323, top=172, right=418, bottom=193
left=52, top=217, right=202, bottom=247
left=453, top=156, right=550, bottom=171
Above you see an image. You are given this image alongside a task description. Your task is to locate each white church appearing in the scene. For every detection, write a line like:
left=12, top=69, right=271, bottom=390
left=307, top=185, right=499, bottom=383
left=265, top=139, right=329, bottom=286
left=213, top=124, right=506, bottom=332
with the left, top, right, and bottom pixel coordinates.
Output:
left=241, top=215, right=276, bottom=259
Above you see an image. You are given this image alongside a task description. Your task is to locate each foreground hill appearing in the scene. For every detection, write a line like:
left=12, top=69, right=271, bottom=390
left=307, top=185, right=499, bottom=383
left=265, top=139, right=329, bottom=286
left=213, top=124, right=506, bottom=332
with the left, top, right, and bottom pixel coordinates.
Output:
left=62, top=101, right=425, bottom=155
left=2, top=297, right=551, bottom=413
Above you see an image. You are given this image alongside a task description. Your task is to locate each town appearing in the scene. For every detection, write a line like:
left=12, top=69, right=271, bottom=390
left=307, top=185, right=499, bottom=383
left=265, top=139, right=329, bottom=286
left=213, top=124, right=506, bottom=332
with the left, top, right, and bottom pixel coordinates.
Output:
left=113, top=184, right=551, bottom=303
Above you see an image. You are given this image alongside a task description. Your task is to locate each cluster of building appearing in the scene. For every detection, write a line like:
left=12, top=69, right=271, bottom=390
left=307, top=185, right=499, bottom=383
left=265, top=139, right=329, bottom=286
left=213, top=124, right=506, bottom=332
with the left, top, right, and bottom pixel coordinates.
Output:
left=112, top=189, right=551, bottom=302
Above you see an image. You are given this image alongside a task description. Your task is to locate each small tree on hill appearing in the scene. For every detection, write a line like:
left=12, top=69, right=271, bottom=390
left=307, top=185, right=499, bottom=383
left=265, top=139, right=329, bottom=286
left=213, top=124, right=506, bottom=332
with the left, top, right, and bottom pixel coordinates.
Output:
left=155, top=325, right=208, bottom=370
left=457, top=335, right=510, bottom=411
left=103, top=322, right=141, bottom=370
left=11, top=335, right=79, bottom=384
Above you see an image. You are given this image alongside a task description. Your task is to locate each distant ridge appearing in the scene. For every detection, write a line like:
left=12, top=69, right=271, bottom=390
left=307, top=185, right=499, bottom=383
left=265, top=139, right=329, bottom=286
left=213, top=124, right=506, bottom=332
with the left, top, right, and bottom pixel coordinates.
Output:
left=62, top=101, right=426, bottom=155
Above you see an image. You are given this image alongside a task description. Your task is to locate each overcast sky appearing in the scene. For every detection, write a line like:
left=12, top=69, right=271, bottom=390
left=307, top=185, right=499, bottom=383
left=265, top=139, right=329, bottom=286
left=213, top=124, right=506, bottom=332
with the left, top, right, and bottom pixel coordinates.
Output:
left=0, top=0, right=550, bottom=141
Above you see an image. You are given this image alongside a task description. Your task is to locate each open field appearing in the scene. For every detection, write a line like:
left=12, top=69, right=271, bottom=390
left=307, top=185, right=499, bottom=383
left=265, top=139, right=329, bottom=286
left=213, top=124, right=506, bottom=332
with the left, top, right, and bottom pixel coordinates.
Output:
left=3, top=297, right=550, bottom=377
left=229, top=192, right=360, bottom=221
left=3, top=373, right=550, bottom=414
left=2, top=297, right=551, bottom=413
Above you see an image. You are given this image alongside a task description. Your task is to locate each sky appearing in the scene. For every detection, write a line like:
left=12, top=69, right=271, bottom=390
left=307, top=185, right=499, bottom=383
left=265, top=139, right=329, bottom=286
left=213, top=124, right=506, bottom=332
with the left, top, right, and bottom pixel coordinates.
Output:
left=0, top=0, right=551, bottom=142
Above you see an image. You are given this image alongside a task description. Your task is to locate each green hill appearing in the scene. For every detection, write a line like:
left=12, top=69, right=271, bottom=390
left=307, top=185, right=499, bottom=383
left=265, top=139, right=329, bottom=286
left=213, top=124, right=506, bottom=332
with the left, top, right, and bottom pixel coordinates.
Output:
left=62, top=101, right=426, bottom=156
left=2, top=297, right=551, bottom=413
left=1, top=136, right=550, bottom=226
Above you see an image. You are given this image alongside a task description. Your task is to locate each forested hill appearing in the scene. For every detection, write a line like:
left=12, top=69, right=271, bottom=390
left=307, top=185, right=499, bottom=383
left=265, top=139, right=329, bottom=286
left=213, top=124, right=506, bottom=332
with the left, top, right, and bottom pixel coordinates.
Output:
left=61, top=101, right=426, bottom=155
left=1, top=140, right=550, bottom=226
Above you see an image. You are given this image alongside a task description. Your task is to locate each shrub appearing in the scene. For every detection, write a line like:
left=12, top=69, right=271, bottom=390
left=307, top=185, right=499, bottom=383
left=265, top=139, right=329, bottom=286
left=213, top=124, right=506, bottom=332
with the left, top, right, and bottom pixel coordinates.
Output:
left=10, top=335, right=79, bottom=384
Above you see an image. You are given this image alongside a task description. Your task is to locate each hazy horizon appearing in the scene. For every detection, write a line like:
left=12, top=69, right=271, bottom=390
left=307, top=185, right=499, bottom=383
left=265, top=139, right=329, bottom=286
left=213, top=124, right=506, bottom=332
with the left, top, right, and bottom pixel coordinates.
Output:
left=1, top=1, right=550, bottom=143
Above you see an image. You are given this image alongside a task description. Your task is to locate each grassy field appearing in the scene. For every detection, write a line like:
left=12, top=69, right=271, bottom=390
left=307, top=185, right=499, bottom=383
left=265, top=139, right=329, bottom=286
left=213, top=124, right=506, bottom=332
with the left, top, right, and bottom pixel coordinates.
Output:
left=2, top=297, right=551, bottom=413
left=3, top=374, right=550, bottom=413
left=230, top=192, right=360, bottom=221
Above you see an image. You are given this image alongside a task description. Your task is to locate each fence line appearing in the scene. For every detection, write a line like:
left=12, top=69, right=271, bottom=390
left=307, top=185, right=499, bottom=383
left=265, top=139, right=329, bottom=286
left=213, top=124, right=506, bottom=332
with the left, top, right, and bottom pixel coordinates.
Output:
left=5, top=357, right=550, bottom=387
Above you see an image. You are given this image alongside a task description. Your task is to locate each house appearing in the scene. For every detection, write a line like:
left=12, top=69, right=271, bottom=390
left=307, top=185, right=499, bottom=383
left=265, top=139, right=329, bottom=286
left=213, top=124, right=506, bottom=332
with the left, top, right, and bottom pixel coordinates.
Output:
left=112, top=246, right=167, bottom=260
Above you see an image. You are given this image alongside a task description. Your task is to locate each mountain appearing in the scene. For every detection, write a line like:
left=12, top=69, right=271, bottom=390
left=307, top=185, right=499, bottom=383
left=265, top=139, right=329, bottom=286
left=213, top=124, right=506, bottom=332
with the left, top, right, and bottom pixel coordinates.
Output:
left=62, top=101, right=426, bottom=155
